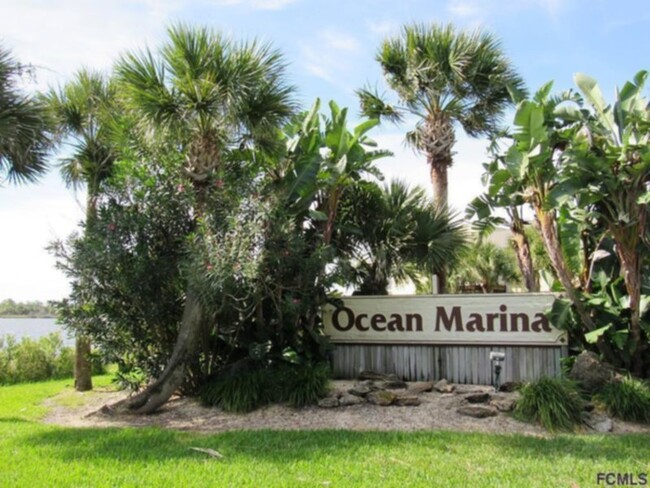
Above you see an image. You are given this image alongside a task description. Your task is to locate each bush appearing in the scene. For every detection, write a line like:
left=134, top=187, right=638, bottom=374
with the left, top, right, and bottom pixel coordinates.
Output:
left=201, top=360, right=330, bottom=412
left=598, top=378, right=650, bottom=423
left=201, top=362, right=272, bottom=413
left=0, top=333, right=75, bottom=384
left=275, top=362, right=330, bottom=407
left=514, top=377, right=584, bottom=431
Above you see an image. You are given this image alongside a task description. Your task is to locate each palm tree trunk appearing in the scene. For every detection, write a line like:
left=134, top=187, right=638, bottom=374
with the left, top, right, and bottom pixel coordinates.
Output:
left=74, top=193, right=98, bottom=392
left=428, top=159, right=449, bottom=293
left=429, top=158, right=448, bottom=211
left=74, top=336, right=93, bottom=391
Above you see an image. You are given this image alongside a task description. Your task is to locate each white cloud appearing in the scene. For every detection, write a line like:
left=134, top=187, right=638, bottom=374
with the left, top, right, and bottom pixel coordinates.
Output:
left=0, top=0, right=173, bottom=90
left=532, top=0, right=563, bottom=16
left=367, top=20, right=399, bottom=36
left=446, top=1, right=481, bottom=19
left=209, top=0, right=299, bottom=9
left=299, top=30, right=363, bottom=92
left=320, top=30, right=361, bottom=53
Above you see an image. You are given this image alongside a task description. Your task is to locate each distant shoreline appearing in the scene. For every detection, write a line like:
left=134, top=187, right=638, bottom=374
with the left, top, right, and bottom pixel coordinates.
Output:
left=0, top=315, right=56, bottom=319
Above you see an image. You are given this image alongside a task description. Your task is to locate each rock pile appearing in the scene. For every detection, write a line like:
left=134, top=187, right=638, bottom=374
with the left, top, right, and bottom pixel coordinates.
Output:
left=317, top=371, right=521, bottom=415
left=316, top=370, right=617, bottom=433
left=318, top=372, right=431, bottom=408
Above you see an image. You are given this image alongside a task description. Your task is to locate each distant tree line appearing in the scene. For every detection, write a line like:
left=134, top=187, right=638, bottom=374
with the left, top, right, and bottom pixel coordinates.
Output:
left=0, top=299, right=55, bottom=317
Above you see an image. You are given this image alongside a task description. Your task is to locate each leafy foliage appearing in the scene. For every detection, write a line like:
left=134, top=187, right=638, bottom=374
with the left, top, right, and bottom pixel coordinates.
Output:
left=449, top=241, right=520, bottom=293
left=0, top=333, right=74, bottom=384
left=598, top=377, right=650, bottom=423
left=474, top=74, right=650, bottom=375
left=200, top=360, right=330, bottom=412
left=514, top=377, right=584, bottom=431
left=336, top=179, right=466, bottom=294
left=0, top=45, right=51, bottom=184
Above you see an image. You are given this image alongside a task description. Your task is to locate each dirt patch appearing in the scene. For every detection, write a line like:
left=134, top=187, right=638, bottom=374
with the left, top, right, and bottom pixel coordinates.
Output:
left=42, top=381, right=650, bottom=436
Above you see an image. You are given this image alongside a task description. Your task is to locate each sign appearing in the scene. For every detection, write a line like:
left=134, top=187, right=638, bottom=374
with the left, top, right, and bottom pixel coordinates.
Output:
left=322, top=294, right=567, bottom=346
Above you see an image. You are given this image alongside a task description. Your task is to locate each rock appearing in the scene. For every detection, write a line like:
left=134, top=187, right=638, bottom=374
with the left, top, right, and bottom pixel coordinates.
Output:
left=583, top=413, right=613, bottom=433
left=378, top=380, right=408, bottom=390
left=348, top=384, right=373, bottom=397
left=358, top=371, right=400, bottom=382
left=490, top=398, right=517, bottom=412
left=457, top=405, right=498, bottom=418
left=465, top=393, right=490, bottom=404
left=339, top=394, right=365, bottom=406
left=395, top=396, right=421, bottom=407
left=498, top=381, right=521, bottom=393
left=568, top=351, right=618, bottom=394
left=408, top=382, right=433, bottom=395
left=367, top=390, right=397, bottom=406
left=454, top=384, right=494, bottom=394
left=318, top=396, right=339, bottom=408
left=434, top=379, right=456, bottom=393
left=583, top=401, right=595, bottom=412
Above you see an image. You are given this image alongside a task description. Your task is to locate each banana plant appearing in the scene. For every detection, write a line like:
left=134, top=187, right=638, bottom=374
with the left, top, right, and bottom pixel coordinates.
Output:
left=466, top=130, right=538, bottom=292
left=280, top=99, right=390, bottom=244
left=555, top=71, right=650, bottom=375
left=486, top=81, right=620, bottom=365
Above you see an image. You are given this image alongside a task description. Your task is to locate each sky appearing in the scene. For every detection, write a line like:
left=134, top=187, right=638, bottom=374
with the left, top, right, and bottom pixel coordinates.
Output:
left=1, top=0, right=649, bottom=301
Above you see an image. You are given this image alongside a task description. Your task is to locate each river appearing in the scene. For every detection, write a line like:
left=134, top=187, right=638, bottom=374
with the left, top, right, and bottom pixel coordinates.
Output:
left=0, top=318, right=74, bottom=346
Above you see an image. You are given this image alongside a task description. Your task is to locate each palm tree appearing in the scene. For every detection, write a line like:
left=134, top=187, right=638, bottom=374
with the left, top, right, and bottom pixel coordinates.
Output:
left=0, top=45, right=51, bottom=184
left=450, top=241, right=521, bottom=293
left=358, top=23, right=525, bottom=292
left=359, top=23, right=525, bottom=210
left=337, top=179, right=466, bottom=295
left=112, top=24, right=295, bottom=413
left=45, top=70, right=118, bottom=391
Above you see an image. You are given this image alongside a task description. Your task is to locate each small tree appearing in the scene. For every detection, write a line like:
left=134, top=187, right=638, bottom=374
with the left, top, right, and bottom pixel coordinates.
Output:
left=336, top=179, right=466, bottom=295
left=46, top=70, right=119, bottom=391
left=450, top=241, right=521, bottom=293
left=358, top=23, right=525, bottom=292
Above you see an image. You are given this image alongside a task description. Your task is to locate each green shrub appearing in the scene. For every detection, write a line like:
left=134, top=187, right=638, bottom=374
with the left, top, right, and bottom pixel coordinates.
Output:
left=0, top=333, right=75, bottom=384
left=201, top=363, right=272, bottom=413
left=514, top=377, right=584, bottom=431
left=274, top=362, right=330, bottom=407
left=112, top=366, right=147, bottom=392
left=201, top=360, right=330, bottom=412
left=598, top=378, right=650, bottom=423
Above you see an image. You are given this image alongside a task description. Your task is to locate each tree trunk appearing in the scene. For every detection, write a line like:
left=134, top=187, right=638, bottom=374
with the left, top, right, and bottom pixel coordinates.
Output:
left=511, top=228, right=538, bottom=292
left=423, top=116, right=454, bottom=294
left=428, top=157, right=450, bottom=293
left=429, top=160, right=448, bottom=212
left=535, top=208, right=618, bottom=365
left=74, top=193, right=99, bottom=392
left=74, top=336, right=92, bottom=391
left=615, top=242, right=646, bottom=376
left=109, top=175, right=211, bottom=414
left=111, top=288, right=205, bottom=414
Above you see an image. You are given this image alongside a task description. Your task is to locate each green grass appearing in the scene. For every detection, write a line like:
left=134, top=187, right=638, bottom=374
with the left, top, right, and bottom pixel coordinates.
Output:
left=0, top=378, right=648, bottom=487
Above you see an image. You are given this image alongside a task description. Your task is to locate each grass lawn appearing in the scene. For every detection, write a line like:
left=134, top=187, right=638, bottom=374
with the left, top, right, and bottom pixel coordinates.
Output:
left=0, top=378, right=648, bottom=487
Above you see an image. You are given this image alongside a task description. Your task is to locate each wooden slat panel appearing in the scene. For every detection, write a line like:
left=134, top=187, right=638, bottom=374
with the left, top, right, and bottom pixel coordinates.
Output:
left=330, top=344, right=567, bottom=383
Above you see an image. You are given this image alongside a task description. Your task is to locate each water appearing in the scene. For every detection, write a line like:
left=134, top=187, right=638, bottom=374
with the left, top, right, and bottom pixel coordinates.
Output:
left=0, top=318, right=74, bottom=346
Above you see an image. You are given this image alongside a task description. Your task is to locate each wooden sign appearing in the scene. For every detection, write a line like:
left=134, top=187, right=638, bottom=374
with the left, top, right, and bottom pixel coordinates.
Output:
left=322, top=294, right=567, bottom=346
